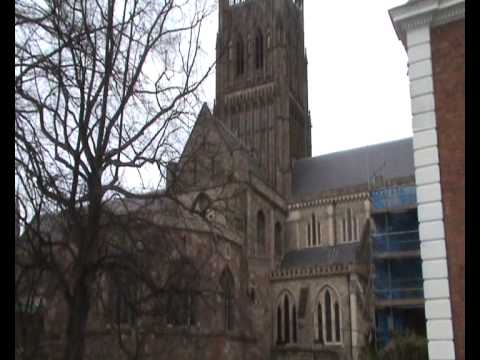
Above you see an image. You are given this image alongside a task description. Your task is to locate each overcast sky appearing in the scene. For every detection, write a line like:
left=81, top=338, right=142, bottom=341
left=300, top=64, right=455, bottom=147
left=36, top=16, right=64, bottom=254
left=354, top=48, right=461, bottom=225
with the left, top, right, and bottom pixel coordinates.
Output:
left=200, top=0, right=412, bottom=157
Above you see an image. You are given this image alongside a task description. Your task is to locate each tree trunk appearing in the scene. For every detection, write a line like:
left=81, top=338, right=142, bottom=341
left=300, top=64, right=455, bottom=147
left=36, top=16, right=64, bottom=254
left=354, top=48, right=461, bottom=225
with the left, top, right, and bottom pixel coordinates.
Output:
left=62, top=173, right=101, bottom=360
left=63, top=278, right=91, bottom=360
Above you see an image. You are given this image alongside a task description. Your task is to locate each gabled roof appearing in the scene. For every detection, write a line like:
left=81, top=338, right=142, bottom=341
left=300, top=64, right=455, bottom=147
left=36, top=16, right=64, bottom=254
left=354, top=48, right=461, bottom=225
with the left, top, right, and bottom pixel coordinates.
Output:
left=176, top=103, right=264, bottom=180
left=212, top=115, right=250, bottom=153
left=194, top=103, right=254, bottom=155
left=292, top=138, right=414, bottom=196
left=213, top=119, right=266, bottom=176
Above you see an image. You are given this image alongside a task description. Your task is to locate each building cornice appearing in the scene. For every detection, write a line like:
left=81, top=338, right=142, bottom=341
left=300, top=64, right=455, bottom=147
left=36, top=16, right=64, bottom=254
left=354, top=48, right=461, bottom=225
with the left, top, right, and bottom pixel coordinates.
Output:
left=389, top=0, right=465, bottom=46
left=270, top=263, right=368, bottom=282
left=288, top=191, right=369, bottom=211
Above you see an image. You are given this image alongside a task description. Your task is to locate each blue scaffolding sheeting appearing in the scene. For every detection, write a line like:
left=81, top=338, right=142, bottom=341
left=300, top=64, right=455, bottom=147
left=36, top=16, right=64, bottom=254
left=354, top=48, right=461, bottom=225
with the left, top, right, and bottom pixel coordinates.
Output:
left=372, top=231, right=420, bottom=253
left=371, top=186, right=417, bottom=210
left=374, top=257, right=424, bottom=300
left=372, top=206, right=420, bottom=253
left=371, top=185, right=425, bottom=350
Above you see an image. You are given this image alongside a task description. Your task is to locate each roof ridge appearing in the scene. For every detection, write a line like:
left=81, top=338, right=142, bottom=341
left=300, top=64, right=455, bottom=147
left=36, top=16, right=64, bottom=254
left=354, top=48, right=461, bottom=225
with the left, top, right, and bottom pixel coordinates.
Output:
left=297, top=137, right=413, bottom=163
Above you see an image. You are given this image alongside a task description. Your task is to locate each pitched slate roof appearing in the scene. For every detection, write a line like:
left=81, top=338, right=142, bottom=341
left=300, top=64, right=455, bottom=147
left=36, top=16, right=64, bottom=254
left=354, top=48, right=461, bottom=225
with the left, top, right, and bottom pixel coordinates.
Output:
left=292, top=138, right=414, bottom=196
left=281, top=243, right=362, bottom=269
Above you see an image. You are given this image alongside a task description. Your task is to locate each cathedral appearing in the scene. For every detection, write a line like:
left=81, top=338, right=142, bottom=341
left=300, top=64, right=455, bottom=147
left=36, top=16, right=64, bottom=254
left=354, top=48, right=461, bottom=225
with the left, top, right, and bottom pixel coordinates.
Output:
left=146, top=0, right=421, bottom=359
left=18, top=0, right=467, bottom=359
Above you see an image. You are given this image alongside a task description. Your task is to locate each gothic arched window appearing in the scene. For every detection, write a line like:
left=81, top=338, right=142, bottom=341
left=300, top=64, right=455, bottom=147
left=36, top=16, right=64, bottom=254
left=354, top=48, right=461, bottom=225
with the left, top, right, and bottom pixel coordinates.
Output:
left=275, top=291, right=296, bottom=346
left=317, top=303, right=323, bottom=343
left=236, top=37, right=245, bottom=76
left=353, top=217, right=358, bottom=241
left=277, top=305, right=282, bottom=344
left=166, top=257, right=197, bottom=327
left=255, top=30, right=264, bottom=69
left=312, top=214, right=317, bottom=246
left=307, top=222, right=311, bottom=247
left=347, top=208, right=352, bottom=242
left=257, top=210, right=266, bottom=255
left=334, top=302, right=341, bottom=342
left=274, top=222, right=282, bottom=258
left=343, top=208, right=358, bottom=242
left=307, top=213, right=322, bottom=247
left=325, top=290, right=332, bottom=342
left=220, top=267, right=234, bottom=331
left=318, top=222, right=322, bottom=244
left=284, top=295, right=290, bottom=343
left=292, top=304, right=297, bottom=343
left=315, top=287, right=342, bottom=345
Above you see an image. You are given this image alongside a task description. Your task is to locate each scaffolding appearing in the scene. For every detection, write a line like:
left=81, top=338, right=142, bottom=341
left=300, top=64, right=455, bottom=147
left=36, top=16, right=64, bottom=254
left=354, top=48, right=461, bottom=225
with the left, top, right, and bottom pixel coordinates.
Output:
left=370, top=185, right=426, bottom=350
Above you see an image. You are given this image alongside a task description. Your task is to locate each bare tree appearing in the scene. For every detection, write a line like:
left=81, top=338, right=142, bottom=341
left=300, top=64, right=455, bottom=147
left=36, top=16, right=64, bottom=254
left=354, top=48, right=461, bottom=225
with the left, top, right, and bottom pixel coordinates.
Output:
left=13, top=0, right=235, bottom=359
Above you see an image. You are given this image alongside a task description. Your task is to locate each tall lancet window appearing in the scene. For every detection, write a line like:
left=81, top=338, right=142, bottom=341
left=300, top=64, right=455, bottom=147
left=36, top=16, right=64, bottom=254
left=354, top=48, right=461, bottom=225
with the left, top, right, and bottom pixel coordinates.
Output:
left=315, top=287, right=342, bottom=345
left=236, top=37, right=245, bottom=76
left=307, top=223, right=311, bottom=247
left=277, top=305, right=282, bottom=344
left=317, top=303, right=323, bottom=343
left=343, top=208, right=356, bottom=242
left=255, top=30, right=264, bottom=69
left=220, top=267, right=234, bottom=331
left=284, top=295, right=290, bottom=343
left=275, top=292, right=296, bottom=346
left=312, top=214, right=317, bottom=246
left=292, top=304, right=297, bottom=343
left=318, top=222, right=322, bottom=245
left=257, top=210, right=266, bottom=255
left=347, top=208, right=352, bottom=241
left=334, top=302, right=341, bottom=342
left=275, top=222, right=282, bottom=258
left=307, top=213, right=321, bottom=247
left=325, top=290, right=332, bottom=342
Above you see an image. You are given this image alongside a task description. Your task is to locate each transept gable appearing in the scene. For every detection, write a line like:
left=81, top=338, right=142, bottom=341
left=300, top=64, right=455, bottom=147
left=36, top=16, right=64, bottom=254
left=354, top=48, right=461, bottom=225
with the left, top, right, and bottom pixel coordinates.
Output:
left=176, top=102, right=277, bottom=193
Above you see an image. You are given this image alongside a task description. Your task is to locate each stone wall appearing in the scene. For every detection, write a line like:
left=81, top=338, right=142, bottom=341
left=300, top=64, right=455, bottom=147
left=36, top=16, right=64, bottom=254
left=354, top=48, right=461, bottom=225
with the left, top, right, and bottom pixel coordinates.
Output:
left=286, top=195, right=369, bottom=251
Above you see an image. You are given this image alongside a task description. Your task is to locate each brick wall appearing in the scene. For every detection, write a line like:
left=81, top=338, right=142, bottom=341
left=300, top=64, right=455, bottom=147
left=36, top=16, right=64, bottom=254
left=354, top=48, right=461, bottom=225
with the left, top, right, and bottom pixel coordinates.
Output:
left=431, top=19, right=465, bottom=360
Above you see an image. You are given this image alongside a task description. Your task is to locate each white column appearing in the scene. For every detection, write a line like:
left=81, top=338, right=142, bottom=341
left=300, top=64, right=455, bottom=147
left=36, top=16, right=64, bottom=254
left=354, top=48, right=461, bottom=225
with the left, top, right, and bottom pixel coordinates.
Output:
left=406, top=25, right=455, bottom=360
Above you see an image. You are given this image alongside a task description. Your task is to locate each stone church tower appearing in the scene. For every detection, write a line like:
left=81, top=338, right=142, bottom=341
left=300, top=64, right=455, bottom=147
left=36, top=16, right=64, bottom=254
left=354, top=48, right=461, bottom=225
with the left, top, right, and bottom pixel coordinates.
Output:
left=214, top=0, right=311, bottom=196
